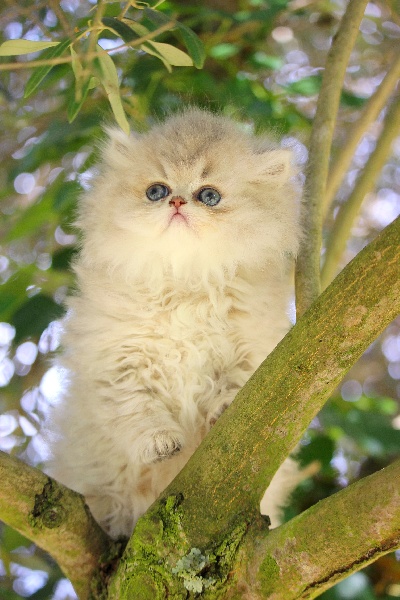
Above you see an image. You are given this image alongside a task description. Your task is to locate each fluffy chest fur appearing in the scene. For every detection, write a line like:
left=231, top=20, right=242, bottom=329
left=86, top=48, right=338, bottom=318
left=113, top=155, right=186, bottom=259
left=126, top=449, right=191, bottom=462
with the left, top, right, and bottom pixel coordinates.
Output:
left=64, top=273, right=289, bottom=420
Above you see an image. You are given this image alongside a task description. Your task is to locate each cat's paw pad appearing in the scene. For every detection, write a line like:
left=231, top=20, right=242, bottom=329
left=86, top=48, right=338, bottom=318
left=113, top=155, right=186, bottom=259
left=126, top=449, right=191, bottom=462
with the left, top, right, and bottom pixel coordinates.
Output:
left=207, top=402, right=230, bottom=428
left=140, top=430, right=184, bottom=464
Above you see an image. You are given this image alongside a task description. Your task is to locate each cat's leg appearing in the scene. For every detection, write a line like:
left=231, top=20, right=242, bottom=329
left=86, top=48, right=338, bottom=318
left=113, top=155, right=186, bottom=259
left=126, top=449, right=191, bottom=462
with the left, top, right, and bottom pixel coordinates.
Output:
left=139, top=427, right=184, bottom=463
left=84, top=464, right=158, bottom=538
left=101, top=390, right=186, bottom=464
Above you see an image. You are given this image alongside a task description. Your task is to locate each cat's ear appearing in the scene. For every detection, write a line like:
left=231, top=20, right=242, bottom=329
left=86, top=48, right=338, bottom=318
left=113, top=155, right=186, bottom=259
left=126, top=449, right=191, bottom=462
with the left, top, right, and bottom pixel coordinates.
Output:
left=255, top=148, right=293, bottom=186
left=101, top=126, right=137, bottom=168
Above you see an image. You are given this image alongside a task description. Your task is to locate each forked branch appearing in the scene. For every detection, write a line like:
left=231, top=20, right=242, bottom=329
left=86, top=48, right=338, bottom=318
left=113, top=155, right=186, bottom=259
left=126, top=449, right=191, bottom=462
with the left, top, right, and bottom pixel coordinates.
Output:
left=295, top=0, right=369, bottom=316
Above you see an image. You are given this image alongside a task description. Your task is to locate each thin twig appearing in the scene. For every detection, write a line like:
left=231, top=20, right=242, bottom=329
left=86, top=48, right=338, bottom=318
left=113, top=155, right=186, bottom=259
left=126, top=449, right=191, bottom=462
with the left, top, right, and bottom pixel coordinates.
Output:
left=321, top=95, right=400, bottom=289
left=324, top=54, right=400, bottom=213
left=49, top=0, right=74, bottom=38
left=295, top=0, right=369, bottom=318
left=0, top=21, right=175, bottom=72
left=87, top=0, right=106, bottom=58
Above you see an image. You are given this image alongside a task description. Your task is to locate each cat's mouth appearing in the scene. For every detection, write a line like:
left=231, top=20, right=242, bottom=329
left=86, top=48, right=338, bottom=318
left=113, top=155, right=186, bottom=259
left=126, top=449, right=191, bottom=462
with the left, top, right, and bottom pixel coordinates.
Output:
left=168, top=210, right=189, bottom=226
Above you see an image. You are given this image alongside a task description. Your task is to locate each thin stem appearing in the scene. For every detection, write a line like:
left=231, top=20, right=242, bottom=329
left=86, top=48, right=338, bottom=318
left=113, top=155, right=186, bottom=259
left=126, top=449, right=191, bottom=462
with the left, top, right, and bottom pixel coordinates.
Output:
left=295, top=0, right=369, bottom=318
left=80, top=0, right=107, bottom=85
left=324, top=54, right=400, bottom=213
left=48, top=0, right=74, bottom=38
left=87, top=0, right=106, bottom=58
left=321, top=96, right=400, bottom=289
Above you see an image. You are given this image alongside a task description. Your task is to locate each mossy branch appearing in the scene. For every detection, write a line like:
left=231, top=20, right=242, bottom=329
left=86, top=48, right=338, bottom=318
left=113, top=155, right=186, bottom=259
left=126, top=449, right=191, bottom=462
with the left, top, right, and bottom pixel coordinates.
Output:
left=236, top=458, right=400, bottom=599
left=108, top=459, right=400, bottom=599
left=1, top=216, right=399, bottom=598
left=108, top=216, right=400, bottom=598
left=0, top=451, right=111, bottom=600
left=324, top=54, right=400, bottom=213
left=321, top=96, right=400, bottom=288
left=295, top=0, right=369, bottom=317
left=159, top=216, right=400, bottom=549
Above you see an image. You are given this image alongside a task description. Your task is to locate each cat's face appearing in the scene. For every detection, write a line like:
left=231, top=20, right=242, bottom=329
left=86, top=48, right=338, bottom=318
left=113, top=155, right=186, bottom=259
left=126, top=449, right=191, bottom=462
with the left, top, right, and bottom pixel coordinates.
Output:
left=79, top=109, right=301, bottom=280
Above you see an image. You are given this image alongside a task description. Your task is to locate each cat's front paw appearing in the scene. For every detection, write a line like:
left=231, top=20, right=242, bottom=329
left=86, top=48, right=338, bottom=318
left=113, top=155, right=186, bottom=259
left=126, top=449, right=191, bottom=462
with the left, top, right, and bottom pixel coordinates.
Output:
left=140, top=430, right=184, bottom=464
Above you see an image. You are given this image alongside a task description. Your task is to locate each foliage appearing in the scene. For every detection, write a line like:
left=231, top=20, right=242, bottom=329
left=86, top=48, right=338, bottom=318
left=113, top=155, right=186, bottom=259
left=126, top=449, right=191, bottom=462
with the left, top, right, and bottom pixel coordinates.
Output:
left=0, top=0, right=399, bottom=598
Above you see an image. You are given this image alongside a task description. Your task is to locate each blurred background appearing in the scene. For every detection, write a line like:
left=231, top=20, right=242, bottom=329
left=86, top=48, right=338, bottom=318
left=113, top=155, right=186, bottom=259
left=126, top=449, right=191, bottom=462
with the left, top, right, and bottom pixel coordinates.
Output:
left=0, top=0, right=399, bottom=598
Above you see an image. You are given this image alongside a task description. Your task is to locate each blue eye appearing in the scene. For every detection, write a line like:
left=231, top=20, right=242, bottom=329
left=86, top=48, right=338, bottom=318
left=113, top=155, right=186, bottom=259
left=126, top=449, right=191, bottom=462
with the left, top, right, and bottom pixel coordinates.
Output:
left=146, top=183, right=170, bottom=201
left=196, top=187, right=221, bottom=206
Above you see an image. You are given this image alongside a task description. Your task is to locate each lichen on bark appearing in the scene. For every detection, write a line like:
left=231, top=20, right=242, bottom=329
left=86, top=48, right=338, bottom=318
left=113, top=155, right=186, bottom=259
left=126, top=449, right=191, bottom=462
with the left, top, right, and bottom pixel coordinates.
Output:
left=108, top=493, right=252, bottom=599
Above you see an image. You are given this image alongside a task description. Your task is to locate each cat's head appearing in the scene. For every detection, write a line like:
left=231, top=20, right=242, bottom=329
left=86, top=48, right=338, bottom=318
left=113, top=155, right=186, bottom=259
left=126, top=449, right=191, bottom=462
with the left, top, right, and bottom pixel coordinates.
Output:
left=78, top=109, right=301, bottom=282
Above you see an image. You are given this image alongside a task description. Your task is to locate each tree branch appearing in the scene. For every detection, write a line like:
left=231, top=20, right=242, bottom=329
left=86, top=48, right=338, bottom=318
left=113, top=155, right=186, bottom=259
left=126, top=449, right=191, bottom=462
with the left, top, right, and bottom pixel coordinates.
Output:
left=324, top=54, right=400, bottom=213
left=235, top=458, right=400, bottom=599
left=321, top=96, right=400, bottom=288
left=0, top=451, right=111, bottom=600
left=109, top=217, right=400, bottom=596
left=1, top=224, right=399, bottom=600
left=295, top=0, right=369, bottom=317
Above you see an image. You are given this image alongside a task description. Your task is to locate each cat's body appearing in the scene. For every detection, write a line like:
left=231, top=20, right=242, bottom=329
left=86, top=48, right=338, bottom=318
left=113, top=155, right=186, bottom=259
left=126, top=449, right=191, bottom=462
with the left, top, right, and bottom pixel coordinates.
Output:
left=46, top=109, right=301, bottom=538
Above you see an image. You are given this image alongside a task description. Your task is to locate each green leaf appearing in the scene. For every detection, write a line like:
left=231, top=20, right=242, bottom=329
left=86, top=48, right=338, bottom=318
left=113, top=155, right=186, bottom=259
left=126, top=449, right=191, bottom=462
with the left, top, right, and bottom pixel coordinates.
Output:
left=0, top=39, right=60, bottom=56
left=68, top=76, right=93, bottom=122
left=68, top=47, right=98, bottom=121
left=143, top=7, right=176, bottom=27
left=101, top=17, right=140, bottom=43
left=143, top=41, right=193, bottom=67
left=321, top=398, right=400, bottom=458
left=123, top=19, right=151, bottom=38
left=4, top=194, right=55, bottom=243
left=0, top=267, right=36, bottom=323
left=285, top=75, right=322, bottom=96
left=175, top=22, right=205, bottom=69
left=3, top=174, right=78, bottom=243
left=1, top=526, right=32, bottom=559
left=141, top=43, right=171, bottom=71
left=297, top=435, right=335, bottom=471
left=341, top=90, right=366, bottom=107
left=52, top=179, right=81, bottom=213
left=252, top=51, right=283, bottom=70
left=209, top=43, right=239, bottom=60
left=95, top=46, right=130, bottom=134
left=11, top=294, right=65, bottom=343
left=51, top=246, right=78, bottom=271
left=70, top=45, right=83, bottom=79
left=143, top=9, right=205, bottom=68
left=24, top=38, right=72, bottom=98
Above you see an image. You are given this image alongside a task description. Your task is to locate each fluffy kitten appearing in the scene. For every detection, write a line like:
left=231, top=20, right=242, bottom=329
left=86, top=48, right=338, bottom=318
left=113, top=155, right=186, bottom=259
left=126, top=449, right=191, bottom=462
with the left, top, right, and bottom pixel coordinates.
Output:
left=46, top=109, right=302, bottom=538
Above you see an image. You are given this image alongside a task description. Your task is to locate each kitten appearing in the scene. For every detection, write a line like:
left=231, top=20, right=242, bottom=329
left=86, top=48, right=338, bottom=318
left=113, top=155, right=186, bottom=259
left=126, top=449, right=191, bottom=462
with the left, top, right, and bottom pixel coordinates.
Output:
left=46, top=109, right=302, bottom=538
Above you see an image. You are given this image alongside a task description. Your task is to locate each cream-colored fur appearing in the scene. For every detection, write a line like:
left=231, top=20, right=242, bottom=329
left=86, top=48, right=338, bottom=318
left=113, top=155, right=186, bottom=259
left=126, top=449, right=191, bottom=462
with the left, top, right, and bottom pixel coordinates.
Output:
left=46, top=109, right=302, bottom=538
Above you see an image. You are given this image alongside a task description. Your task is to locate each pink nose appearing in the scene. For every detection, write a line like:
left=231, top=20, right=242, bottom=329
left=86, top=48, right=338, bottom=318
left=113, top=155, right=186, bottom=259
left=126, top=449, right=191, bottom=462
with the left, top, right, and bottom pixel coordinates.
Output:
left=169, top=196, right=187, bottom=208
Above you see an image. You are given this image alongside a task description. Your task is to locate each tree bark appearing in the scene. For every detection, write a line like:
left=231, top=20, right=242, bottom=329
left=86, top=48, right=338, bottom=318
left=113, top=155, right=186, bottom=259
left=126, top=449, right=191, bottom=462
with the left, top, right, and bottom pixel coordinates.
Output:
left=1, top=217, right=399, bottom=599
left=236, top=458, right=400, bottom=599
left=0, top=451, right=111, bottom=599
left=108, top=217, right=400, bottom=597
left=295, top=0, right=369, bottom=315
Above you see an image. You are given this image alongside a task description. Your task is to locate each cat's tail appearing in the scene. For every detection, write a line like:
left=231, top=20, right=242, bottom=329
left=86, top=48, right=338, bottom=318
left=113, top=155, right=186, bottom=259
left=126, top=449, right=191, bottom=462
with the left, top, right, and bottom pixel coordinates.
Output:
left=260, top=457, right=320, bottom=528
